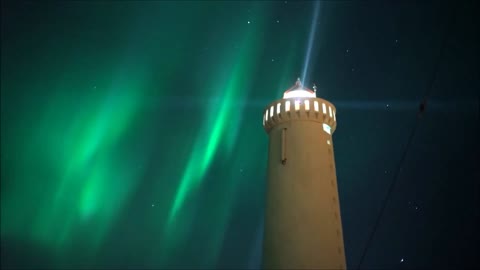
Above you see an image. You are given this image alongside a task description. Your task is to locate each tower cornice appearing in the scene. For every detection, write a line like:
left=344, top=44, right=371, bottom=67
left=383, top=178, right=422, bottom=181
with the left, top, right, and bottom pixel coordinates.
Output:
left=262, top=97, right=337, bottom=134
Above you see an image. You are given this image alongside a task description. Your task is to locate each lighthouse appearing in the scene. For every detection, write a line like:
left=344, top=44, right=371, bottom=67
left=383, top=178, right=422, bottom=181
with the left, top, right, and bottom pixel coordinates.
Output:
left=262, top=78, right=346, bottom=269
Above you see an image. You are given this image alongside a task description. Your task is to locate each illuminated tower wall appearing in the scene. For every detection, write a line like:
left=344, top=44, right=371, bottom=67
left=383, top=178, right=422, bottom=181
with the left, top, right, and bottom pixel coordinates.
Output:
left=262, top=79, right=346, bottom=270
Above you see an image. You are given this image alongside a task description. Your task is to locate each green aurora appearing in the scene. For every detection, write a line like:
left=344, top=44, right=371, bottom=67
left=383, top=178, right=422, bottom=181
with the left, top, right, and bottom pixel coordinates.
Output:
left=1, top=1, right=307, bottom=268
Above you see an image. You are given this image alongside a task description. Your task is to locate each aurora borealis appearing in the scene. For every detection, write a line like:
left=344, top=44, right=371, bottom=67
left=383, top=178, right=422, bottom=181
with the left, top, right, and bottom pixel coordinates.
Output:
left=1, top=1, right=479, bottom=269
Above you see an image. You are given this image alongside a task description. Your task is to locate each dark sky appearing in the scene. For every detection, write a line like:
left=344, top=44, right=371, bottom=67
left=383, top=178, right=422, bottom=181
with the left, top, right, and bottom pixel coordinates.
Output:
left=1, top=1, right=479, bottom=269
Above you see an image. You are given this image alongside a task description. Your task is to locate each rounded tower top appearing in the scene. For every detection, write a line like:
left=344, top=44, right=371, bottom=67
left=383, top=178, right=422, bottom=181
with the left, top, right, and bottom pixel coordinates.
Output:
left=283, top=78, right=316, bottom=99
left=263, top=78, right=337, bottom=134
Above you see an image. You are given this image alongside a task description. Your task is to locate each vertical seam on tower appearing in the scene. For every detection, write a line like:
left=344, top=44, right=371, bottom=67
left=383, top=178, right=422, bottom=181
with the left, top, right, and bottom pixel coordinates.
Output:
left=328, top=142, right=343, bottom=264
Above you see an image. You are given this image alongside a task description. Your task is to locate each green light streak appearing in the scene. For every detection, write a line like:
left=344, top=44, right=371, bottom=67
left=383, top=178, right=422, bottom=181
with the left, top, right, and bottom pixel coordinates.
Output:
left=168, top=41, right=251, bottom=227
left=1, top=2, right=279, bottom=268
left=1, top=74, right=149, bottom=260
left=161, top=3, right=270, bottom=268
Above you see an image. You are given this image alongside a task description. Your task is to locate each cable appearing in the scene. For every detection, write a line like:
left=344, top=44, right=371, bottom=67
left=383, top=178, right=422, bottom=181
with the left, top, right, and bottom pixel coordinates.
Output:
left=355, top=4, right=458, bottom=269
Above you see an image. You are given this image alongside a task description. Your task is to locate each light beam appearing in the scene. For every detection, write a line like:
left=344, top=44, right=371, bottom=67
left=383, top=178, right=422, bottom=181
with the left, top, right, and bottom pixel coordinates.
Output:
left=301, top=1, right=321, bottom=85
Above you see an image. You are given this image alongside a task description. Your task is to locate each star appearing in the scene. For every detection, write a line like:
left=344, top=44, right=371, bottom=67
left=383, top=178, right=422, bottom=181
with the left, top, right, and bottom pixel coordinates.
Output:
left=276, top=20, right=280, bottom=23
left=395, top=39, right=399, bottom=43
left=351, top=68, right=355, bottom=72
left=386, top=104, right=390, bottom=109
left=400, top=258, right=404, bottom=263
left=271, top=58, right=275, bottom=62
left=346, top=49, right=349, bottom=53
left=247, top=21, right=251, bottom=24
left=152, top=204, right=155, bottom=207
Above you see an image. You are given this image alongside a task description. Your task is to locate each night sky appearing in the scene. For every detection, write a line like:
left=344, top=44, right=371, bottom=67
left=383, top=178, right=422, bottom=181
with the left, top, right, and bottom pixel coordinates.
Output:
left=1, top=1, right=479, bottom=269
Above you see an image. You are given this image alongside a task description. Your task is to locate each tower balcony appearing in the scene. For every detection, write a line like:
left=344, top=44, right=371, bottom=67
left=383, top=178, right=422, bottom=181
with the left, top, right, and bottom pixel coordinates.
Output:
left=263, top=97, right=337, bottom=135
left=263, top=79, right=337, bottom=134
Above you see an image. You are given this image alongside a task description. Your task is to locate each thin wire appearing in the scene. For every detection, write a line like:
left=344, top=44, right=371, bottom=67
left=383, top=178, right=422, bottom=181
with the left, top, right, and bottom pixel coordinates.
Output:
left=356, top=4, right=458, bottom=269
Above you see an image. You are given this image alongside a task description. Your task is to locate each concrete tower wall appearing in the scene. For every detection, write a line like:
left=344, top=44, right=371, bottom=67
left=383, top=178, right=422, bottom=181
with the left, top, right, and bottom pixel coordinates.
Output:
left=262, top=97, right=346, bottom=270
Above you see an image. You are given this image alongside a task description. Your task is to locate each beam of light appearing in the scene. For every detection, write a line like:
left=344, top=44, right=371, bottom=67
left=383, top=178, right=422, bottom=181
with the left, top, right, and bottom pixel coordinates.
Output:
left=301, top=1, right=321, bottom=85
left=247, top=219, right=264, bottom=270
left=148, top=97, right=478, bottom=113
left=332, top=99, right=479, bottom=112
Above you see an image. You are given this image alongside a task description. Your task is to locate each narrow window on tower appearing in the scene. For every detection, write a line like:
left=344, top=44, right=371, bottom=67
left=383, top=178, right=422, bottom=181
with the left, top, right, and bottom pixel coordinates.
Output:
left=314, top=101, right=319, bottom=112
left=270, top=106, right=274, bottom=117
left=323, top=123, right=331, bottom=135
left=265, top=110, right=268, bottom=121
left=295, top=100, right=300, bottom=111
left=304, top=100, right=310, bottom=110
left=327, top=140, right=331, bottom=145
left=322, top=103, right=327, bottom=114
left=276, top=103, right=281, bottom=114
left=329, top=106, right=333, bottom=117
left=285, top=101, right=290, bottom=112
left=281, top=128, right=287, bottom=165
left=333, top=110, right=336, bottom=121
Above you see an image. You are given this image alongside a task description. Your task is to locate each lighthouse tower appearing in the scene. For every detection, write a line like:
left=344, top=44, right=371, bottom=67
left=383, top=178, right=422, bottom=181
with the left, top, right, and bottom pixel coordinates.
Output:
left=262, top=79, right=346, bottom=269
